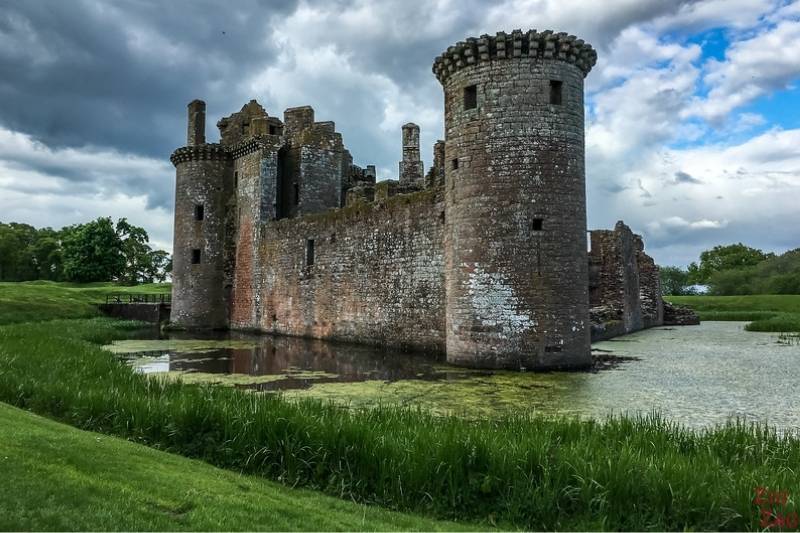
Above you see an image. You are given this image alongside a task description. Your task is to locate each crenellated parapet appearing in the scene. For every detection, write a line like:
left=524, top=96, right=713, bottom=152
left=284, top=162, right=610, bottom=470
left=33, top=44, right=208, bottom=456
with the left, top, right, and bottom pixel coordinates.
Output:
left=228, top=135, right=284, bottom=160
left=432, top=29, right=597, bottom=84
left=169, top=143, right=230, bottom=166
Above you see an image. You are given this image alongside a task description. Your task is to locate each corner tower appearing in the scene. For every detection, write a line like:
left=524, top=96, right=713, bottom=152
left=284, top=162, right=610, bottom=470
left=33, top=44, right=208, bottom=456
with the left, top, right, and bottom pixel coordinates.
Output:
left=170, top=100, right=232, bottom=328
left=433, top=30, right=597, bottom=369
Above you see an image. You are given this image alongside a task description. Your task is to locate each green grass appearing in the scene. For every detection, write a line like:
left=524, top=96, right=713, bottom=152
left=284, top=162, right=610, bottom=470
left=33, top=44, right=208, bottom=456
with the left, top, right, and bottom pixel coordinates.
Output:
left=0, top=280, right=170, bottom=325
left=0, top=403, right=473, bottom=532
left=1, top=316, right=798, bottom=531
left=667, top=294, right=800, bottom=332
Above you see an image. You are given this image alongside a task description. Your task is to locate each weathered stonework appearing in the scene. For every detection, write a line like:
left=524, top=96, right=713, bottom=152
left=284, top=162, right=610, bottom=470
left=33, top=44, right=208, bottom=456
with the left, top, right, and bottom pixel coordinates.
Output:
left=588, top=221, right=664, bottom=341
left=399, top=123, right=424, bottom=187
left=169, top=29, right=680, bottom=370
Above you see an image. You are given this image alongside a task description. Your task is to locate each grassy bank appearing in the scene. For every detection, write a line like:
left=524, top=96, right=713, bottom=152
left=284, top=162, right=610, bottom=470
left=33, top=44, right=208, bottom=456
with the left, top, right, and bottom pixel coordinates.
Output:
left=0, top=280, right=169, bottom=325
left=0, top=403, right=471, bottom=531
left=1, top=316, right=797, bottom=530
left=667, top=294, right=800, bottom=332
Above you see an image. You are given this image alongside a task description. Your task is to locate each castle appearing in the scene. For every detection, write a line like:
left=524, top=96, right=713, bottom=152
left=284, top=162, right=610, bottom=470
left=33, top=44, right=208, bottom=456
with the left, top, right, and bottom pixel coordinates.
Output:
left=170, top=29, right=668, bottom=370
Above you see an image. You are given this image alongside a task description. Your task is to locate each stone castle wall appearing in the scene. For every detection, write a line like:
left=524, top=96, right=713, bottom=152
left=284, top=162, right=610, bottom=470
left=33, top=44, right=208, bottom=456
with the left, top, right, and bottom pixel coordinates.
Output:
left=230, top=190, right=446, bottom=352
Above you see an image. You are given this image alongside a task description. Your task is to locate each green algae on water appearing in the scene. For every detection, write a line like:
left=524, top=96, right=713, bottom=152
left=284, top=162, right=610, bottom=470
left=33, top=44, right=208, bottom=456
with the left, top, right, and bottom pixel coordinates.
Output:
left=104, top=339, right=258, bottom=354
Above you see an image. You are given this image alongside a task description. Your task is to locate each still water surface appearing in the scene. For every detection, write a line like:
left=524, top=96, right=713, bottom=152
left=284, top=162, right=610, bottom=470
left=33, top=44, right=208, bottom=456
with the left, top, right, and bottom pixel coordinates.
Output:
left=108, top=322, right=800, bottom=430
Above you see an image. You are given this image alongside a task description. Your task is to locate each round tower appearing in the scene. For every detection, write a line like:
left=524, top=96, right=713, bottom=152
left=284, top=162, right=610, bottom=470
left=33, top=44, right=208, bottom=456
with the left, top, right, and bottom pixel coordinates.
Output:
left=169, top=99, right=231, bottom=329
left=433, top=30, right=597, bottom=369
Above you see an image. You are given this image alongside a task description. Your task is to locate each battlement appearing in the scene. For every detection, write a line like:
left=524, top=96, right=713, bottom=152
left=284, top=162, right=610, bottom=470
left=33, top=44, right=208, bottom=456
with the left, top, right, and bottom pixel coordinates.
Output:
left=169, top=143, right=229, bottom=166
left=432, top=29, right=597, bottom=84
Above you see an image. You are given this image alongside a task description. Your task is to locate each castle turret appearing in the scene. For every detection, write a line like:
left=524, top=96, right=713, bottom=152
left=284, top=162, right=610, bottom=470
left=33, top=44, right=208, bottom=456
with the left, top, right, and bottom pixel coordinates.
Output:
left=170, top=100, right=232, bottom=328
left=434, top=30, right=597, bottom=369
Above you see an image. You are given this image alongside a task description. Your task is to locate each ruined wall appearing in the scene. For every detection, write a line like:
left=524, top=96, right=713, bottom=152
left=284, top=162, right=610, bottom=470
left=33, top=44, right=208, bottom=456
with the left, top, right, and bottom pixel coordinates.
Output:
left=588, top=221, right=663, bottom=340
left=635, top=235, right=664, bottom=327
left=589, top=221, right=643, bottom=332
left=230, top=189, right=446, bottom=352
left=434, top=30, right=596, bottom=369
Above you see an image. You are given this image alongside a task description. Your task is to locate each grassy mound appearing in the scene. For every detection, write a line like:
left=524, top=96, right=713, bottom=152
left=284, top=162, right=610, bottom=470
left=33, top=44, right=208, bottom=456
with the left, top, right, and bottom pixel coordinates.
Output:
left=0, top=403, right=471, bottom=531
left=0, top=316, right=797, bottom=530
left=667, top=295, right=800, bottom=332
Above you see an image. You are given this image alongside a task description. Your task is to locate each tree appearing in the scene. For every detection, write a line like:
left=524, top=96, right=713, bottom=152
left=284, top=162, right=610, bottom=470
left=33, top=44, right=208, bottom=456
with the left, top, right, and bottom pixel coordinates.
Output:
left=659, top=266, right=694, bottom=295
left=146, top=250, right=171, bottom=283
left=61, top=218, right=126, bottom=282
left=687, top=243, right=773, bottom=284
left=116, top=218, right=154, bottom=285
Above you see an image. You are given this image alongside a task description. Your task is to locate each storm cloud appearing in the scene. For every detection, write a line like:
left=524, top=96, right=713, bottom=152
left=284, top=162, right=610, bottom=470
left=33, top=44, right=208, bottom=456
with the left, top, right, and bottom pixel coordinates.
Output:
left=0, top=0, right=798, bottom=263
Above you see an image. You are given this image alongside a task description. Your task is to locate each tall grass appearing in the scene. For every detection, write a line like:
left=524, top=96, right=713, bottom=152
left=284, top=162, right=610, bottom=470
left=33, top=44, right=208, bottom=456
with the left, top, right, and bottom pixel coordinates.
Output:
left=1, top=318, right=798, bottom=530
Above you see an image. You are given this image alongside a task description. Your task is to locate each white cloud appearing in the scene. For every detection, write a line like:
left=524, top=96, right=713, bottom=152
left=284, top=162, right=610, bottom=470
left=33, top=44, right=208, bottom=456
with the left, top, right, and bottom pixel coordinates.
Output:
left=690, top=17, right=800, bottom=124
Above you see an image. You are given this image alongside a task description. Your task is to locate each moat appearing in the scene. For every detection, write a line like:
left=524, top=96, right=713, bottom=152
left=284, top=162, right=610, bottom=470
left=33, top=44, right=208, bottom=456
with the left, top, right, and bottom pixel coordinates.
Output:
left=107, top=321, right=800, bottom=431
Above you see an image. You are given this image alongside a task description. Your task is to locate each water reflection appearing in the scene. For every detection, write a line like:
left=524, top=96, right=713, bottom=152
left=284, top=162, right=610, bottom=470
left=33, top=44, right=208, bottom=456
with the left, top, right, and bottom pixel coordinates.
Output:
left=115, top=332, right=479, bottom=390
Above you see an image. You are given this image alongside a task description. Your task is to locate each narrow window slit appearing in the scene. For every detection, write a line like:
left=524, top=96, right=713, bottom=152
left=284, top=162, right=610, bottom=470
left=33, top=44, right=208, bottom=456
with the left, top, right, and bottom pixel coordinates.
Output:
left=463, top=84, right=478, bottom=110
left=305, top=239, right=315, bottom=267
left=550, top=80, right=563, bottom=105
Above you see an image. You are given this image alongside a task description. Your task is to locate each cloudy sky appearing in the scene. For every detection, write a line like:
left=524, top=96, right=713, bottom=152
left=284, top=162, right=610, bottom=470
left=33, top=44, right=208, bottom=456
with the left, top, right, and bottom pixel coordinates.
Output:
left=1, top=0, right=799, bottom=266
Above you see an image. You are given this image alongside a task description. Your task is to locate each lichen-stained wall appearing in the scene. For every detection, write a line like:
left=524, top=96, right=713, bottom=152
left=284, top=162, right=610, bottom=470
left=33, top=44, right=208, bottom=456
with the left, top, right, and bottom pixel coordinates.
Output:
left=434, top=31, right=596, bottom=370
left=230, top=189, right=446, bottom=352
left=298, top=141, right=343, bottom=214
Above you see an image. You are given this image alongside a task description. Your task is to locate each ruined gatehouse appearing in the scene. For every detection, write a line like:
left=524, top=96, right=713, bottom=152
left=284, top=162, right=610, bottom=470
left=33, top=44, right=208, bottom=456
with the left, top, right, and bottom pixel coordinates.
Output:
left=170, top=29, right=668, bottom=370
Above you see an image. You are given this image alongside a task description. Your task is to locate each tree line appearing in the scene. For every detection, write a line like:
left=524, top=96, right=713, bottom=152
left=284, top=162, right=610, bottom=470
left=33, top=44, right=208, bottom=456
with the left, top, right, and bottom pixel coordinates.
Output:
left=0, top=218, right=170, bottom=284
left=660, top=243, right=800, bottom=296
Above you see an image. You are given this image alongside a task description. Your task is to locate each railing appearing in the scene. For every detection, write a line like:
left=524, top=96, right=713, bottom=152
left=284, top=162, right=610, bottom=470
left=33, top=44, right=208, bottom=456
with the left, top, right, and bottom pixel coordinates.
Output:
left=104, top=293, right=172, bottom=305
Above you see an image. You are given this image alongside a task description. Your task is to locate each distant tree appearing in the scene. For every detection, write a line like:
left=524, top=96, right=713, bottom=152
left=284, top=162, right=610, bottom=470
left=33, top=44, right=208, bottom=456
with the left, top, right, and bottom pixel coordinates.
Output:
left=659, top=266, right=694, bottom=295
left=61, top=218, right=126, bottom=282
left=116, top=218, right=153, bottom=285
left=0, top=222, right=62, bottom=281
left=30, top=228, right=63, bottom=280
left=146, top=250, right=171, bottom=283
left=687, top=243, right=773, bottom=284
left=1, top=218, right=169, bottom=284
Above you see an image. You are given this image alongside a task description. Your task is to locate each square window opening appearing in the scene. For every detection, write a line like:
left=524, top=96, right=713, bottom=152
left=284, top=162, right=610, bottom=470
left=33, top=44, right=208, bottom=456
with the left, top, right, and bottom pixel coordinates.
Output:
left=532, top=218, right=543, bottom=231
left=194, top=204, right=204, bottom=221
left=191, top=249, right=201, bottom=264
left=549, top=80, right=563, bottom=105
left=463, top=84, right=478, bottom=110
left=451, top=158, right=459, bottom=170
left=305, top=239, right=315, bottom=267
